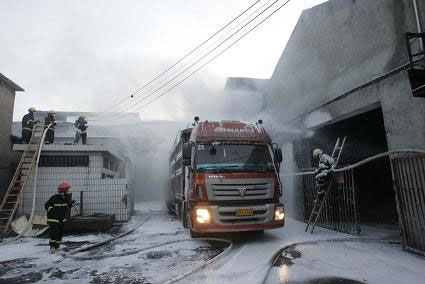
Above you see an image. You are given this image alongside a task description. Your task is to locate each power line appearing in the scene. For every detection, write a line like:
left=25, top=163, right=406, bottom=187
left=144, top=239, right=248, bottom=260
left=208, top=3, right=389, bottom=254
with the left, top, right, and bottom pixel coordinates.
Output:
left=105, top=0, right=285, bottom=121
left=112, top=0, right=292, bottom=121
left=101, top=0, right=275, bottom=119
left=94, top=0, right=261, bottom=119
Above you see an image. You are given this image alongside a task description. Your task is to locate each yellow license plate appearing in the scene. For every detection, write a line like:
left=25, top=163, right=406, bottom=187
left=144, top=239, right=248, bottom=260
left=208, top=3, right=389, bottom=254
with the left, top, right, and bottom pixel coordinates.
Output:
left=235, top=209, right=254, bottom=216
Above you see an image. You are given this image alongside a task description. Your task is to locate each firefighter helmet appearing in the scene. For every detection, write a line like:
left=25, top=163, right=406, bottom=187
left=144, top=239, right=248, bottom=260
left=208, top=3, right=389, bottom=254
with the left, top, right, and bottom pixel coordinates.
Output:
left=57, top=183, right=71, bottom=192
left=28, top=107, right=36, bottom=112
left=48, top=110, right=56, bottom=115
left=313, top=149, right=323, bottom=159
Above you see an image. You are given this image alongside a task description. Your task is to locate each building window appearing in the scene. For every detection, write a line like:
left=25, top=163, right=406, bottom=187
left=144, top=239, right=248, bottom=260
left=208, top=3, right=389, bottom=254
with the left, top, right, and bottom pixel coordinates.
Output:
left=39, top=155, right=89, bottom=167
left=103, top=157, right=119, bottom=172
left=103, top=158, right=109, bottom=169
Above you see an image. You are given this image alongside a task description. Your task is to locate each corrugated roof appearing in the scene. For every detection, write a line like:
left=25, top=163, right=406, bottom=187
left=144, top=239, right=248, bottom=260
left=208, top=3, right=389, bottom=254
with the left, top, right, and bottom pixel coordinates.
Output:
left=0, top=73, right=24, bottom=92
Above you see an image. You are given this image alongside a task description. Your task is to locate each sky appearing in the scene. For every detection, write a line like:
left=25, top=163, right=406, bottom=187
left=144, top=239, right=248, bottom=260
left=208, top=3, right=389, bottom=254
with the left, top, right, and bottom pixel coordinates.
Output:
left=1, top=0, right=327, bottom=122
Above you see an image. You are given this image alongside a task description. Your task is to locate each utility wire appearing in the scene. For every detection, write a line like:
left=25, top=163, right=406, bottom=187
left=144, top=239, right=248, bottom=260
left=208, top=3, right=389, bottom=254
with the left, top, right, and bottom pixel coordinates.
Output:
left=108, top=0, right=289, bottom=121
left=94, top=0, right=261, bottom=119
left=112, top=0, right=292, bottom=121
left=102, top=0, right=275, bottom=119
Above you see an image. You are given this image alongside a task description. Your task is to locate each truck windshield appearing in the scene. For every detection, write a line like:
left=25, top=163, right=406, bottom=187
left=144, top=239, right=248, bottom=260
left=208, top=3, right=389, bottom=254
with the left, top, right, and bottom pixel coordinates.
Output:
left=196, top=144, right=274, bottom=172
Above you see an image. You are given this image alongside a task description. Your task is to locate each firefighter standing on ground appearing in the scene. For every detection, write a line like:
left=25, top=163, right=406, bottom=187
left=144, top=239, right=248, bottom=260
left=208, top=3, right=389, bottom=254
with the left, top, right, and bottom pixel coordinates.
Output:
left=44, top=110, right=56, bottom=144
left=74, top=115, right=88, bottom=145
left=313, top=149, right=335, bottom=199
left=21, top=107, right=37, bottom=143
left=44, top=183, right=75, bottom=253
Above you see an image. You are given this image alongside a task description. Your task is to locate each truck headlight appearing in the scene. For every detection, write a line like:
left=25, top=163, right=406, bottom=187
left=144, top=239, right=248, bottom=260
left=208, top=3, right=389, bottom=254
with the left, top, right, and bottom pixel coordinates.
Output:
left=196, top=208, right=210, bottom=224
left=274, top=206, right=285, bottom=221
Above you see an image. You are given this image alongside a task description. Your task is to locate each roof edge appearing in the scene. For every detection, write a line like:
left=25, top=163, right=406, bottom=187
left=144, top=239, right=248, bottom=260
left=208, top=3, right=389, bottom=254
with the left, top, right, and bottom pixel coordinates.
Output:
left=0, top=73, right=24, bottom=92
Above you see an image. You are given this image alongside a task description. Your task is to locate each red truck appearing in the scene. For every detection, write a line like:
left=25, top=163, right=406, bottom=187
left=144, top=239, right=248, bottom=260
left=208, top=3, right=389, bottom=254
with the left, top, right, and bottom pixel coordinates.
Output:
left=167, top=119, right=284, bottom=237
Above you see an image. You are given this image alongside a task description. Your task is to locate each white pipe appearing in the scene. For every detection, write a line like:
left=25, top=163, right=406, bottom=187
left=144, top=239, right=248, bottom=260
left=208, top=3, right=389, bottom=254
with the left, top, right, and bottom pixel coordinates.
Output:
left=280, top=149, right=425, bottom=177
left=412, top=0, right=424, bottom=51
left=25, top=123, right=53, bottom=232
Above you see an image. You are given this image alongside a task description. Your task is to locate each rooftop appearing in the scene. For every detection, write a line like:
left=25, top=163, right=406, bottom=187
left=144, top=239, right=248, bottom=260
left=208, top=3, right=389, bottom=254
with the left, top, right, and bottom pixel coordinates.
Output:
left=13, top=144, right=124, bottom=161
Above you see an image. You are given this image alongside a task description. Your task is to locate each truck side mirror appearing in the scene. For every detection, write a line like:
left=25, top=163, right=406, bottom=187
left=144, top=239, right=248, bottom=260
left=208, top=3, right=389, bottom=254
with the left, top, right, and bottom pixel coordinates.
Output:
left=182, top=142, right=192, bottom=160
left=274, top=148, right=283, bottom=164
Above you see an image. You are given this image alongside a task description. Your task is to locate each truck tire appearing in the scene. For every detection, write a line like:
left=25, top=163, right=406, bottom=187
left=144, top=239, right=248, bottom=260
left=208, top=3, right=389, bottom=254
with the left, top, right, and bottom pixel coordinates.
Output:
left=188, top=211, right=202, bottom=238
left=182, top=202, right=189, bottom=229
left=190, top=228, right=202, bottom=238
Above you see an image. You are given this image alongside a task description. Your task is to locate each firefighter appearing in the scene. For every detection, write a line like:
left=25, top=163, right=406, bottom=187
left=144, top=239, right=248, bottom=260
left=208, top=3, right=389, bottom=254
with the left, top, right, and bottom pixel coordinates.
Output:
left=313, top=149, right=335, bottom=199
left=21, top=107, right=37, bottom=143
left=74, top=115, right=88, bottom=145
left=44, top=182, right=75, bottom=253
left=44, top=110, right=57, bottom=144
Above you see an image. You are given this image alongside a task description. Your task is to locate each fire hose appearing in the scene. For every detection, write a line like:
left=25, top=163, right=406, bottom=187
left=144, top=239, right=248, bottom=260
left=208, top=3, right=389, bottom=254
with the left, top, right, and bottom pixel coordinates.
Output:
left=261, top=237, right=402, bottom=284
left=64, top=214, right=233, bottom=284
left=280, top=149, right=425, bottom=177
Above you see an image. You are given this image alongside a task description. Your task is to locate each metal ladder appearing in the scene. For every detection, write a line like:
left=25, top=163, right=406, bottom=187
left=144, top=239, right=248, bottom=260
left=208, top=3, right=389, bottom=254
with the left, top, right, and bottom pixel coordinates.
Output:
left=0, top=123, right=44, bottom=241
left=305, top=137, right=346, bottom=234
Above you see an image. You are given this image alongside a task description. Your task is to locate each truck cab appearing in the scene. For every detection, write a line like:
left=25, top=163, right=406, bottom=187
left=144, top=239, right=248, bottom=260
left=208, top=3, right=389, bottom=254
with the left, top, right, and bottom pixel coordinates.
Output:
left=168, top=120, right=284, bottom=237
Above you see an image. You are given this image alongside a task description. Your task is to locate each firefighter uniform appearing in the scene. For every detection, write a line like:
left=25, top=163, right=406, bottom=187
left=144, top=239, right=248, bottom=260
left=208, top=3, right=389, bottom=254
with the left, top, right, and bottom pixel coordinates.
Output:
left=44, top=111, right=56, bottom=144
left=313, top=149, right=335, bottom=198
left=74, top=116, right=88, bottom=145
left=44, top=183, right=74, bottom=251
left=21, top=108, right=36, bottom=143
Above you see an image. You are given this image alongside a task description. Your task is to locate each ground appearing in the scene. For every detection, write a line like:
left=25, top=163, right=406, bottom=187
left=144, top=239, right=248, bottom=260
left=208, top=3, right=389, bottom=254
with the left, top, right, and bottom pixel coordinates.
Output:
left=0, top=203, right=424, bottom=284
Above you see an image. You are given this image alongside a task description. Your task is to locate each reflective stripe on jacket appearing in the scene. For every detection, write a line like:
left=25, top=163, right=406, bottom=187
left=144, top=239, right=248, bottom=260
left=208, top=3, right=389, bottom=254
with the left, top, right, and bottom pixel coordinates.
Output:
left=44, top=194, right=72, bottom=224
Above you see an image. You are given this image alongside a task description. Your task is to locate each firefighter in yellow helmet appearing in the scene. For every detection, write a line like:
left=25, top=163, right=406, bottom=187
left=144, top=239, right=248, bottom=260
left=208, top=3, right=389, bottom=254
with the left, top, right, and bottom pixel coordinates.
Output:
left=44, top=110, right=57, bottom=144
left=74, top=115, right=88, bottom=145
left=21, top=107, right=36, bottom=143
left=313, top=148, right=335, bottom=200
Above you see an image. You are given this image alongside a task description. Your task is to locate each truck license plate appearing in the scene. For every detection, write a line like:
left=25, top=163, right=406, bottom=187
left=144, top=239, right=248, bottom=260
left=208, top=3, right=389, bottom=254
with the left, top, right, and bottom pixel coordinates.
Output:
left=236, top=209, right=254, bottom=216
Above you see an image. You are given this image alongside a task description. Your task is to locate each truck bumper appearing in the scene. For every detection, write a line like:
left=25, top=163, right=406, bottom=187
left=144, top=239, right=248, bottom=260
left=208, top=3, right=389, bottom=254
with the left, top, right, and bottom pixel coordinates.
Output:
left=191, top=203, right=285, bottom=233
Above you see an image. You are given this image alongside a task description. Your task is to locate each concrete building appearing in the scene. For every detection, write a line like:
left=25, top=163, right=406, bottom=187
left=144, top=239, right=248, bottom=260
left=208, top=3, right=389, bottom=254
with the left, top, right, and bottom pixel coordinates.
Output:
left=229, top=0, right=425, bottom=255
left=0, top=73, right=24, bottom=196
left=13, top=144, right=132, bottom=221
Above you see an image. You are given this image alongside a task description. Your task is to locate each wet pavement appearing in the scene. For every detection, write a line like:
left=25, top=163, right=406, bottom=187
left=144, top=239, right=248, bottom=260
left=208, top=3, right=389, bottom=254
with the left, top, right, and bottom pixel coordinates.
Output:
left=0, top=211, right=226, bottom=283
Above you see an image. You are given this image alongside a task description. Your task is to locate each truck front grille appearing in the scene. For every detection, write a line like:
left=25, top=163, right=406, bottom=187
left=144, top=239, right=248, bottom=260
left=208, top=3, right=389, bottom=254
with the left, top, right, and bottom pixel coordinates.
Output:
left=205, top=178, right=274, bottom=201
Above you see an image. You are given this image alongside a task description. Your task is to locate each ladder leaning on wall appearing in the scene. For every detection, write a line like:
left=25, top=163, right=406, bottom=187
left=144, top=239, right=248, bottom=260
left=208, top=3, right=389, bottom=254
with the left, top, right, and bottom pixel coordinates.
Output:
left=0, top=123, right=44, bottom=241
left=305, top=136, right=346, bottom=234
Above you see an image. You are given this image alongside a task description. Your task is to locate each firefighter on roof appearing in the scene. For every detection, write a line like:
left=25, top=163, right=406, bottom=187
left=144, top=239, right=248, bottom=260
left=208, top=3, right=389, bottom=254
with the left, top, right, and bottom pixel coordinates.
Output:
left=44, top=182, right=75, bottom=253
left=21, top=107, right=37, bottom=143
left=74, top=115, right=88, bottom=145
left=313, top=149, right=335, bottom=199
left=44, top=110, right=57, bottom=144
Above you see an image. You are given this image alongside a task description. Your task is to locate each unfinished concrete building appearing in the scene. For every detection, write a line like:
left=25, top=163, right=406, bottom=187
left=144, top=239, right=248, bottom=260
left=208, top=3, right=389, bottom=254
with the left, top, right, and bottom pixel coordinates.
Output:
left=13, top=144, right=132, bottom=222
left=230, top=0, right=425, bottom=256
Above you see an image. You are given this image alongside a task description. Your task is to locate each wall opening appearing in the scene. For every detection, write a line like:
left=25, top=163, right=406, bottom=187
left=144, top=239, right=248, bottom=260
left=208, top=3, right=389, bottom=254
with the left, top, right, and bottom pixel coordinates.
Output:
left=39, top=155, right=89, bottom=167
left=303, top=108, right=399, bottom=236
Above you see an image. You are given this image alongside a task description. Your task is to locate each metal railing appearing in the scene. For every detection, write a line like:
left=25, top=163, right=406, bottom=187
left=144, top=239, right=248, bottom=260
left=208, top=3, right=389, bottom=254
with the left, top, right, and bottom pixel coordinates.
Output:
left=390, top=153, right=425, bottom=256
left=302, top=169, right=360, bottom=235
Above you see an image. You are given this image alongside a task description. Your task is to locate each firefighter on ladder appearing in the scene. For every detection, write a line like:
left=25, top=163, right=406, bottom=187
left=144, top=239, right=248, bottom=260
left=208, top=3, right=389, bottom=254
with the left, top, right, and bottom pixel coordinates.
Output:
left=44, top=110, right=57, bottom=144
left=74, top=115, right=88, bottom=145
left=21, top=107, right=37, bottom=143
left=313, top=149, right=335, bottom=200
left=44, top=182, right=75, bottom=253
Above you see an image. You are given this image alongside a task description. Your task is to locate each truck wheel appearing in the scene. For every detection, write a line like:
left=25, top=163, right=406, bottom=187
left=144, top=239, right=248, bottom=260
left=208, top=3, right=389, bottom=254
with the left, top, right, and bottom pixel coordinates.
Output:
left=182, top=203, right=189, bottom=229
left=188, top=211, right=202, bottom=238
left=190, top=228, right=202, bottom=238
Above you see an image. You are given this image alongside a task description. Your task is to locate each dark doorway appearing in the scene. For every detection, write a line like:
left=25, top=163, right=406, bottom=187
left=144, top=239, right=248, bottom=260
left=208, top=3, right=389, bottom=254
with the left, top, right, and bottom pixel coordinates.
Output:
left=306, top=108, right=398, bottom=234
